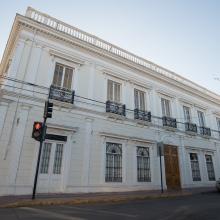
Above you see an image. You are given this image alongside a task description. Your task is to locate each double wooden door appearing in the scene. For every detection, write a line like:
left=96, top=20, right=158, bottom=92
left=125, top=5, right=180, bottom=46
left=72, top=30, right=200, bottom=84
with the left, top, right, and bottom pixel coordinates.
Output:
left=164, top=145, right=181, bottom=190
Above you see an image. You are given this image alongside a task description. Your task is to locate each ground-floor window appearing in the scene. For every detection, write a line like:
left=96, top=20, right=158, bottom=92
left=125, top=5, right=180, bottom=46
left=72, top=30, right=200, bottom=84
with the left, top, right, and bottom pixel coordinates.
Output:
left=205, top=155, right=215, bottom=181
left=105, top=142, right=122, bottom=182
left=137, top=147, right=151, bottom=182
left=40, top=142, right=64, bottom=175
left=190, top=153, right=201, bottom=181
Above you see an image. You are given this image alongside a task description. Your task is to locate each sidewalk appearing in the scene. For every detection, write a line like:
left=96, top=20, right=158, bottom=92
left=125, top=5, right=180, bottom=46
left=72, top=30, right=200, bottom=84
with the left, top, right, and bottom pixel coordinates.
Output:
left=0, top=187, right=216, bottom=208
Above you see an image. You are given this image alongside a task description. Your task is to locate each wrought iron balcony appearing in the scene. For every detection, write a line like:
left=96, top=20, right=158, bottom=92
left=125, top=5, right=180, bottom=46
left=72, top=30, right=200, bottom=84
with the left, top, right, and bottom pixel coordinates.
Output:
left=134, top=109, right=151, bottom=122
left=199, top=126, right=211, bottom=137
left=185, top=122, right=197, bottom=133
left=106, top=100, right=126, bottom=116
left=162, top=116, right=177, bottom=128
left=49, top=85, right=75, bottom=104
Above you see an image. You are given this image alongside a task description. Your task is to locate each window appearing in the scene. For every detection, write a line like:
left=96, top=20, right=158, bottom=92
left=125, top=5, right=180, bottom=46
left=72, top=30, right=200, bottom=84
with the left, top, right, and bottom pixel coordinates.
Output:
left=197, top=111, right=205, bottom=127
left=161, top=98, right=171, bottom=117
left=216, top=118, right=220, bottom=136
left=52, top=63, right=73, bottom=89
left=205, top=155, right=215, bottom=181
left=190, top=153, right=201, bottom=181
left=183, top=106, right=191, bottom=123
left=134, top=89, right=146, bottom=111
left=107, top=80, right=121, bottom=103
left=137, top=147, right=151, bottom=182
left=40, top=143, right=52, bottom=174
left=105, top=142, right=122, bottom=182
left=53, top=143, right=64, bottom=174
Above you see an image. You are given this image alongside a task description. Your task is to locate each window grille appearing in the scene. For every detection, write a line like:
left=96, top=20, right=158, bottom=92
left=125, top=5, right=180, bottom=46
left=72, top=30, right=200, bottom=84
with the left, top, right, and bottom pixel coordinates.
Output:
left=105, top=142, right=122, bottom=182
left=53, top=144, right=64, bottom=174
left=137, top=147, right=151, bottom=182
left=40, top=143, right=52, bottom=174
left=205, top=155, right=215, bottom=181
left=190, top=153, right=201, bottom=181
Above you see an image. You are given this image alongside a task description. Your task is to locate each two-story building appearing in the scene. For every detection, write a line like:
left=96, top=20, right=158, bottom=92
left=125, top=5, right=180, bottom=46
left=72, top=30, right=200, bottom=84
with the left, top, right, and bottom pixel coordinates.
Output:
left=0, top=7, right=219, bottom=195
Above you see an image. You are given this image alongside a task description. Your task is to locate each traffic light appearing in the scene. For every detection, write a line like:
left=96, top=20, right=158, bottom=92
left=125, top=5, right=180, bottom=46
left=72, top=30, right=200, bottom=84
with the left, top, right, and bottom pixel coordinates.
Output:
left=32, top=122, right=43, bottom=141
left=44, top=101, right=53, bottom=118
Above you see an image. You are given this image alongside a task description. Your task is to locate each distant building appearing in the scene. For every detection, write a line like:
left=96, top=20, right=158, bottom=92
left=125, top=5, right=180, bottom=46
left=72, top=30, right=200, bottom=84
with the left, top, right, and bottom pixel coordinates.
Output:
left=0, top=7, right=219, bottom=195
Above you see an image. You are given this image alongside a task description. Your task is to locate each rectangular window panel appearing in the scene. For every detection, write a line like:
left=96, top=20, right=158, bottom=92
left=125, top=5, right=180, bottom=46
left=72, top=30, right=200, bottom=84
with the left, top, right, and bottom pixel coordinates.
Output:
left=205, top=155, right=215, bottom=181
left=63, top=67, right=73, bottom=89
left=190, top=153, right=201, bottom=181
left=161, top=98, right=171, bottom=117
left=183, top=106, right=191, bottom=122
left=105, top=142, right=122, bottom=182
left=52, top=64, right=63, bottom=87
left=198, top=111, right=205, bottom=127
left=134, top=89, right=145, bottom=111
left=216, top=118, right=220, bottom=137
left=40, top=143, right=52, bottom=174
left=137, top=147, right=151, bottom=182
left=53, top=144, right=64, bottom=174
left=107, top=80, right=121, bottom=103
left=107, top=80, right=113, bottom=101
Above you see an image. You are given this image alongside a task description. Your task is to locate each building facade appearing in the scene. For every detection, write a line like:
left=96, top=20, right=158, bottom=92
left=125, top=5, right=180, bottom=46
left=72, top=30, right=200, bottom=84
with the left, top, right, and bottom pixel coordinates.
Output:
left=0, top=7, right=220, bottom=196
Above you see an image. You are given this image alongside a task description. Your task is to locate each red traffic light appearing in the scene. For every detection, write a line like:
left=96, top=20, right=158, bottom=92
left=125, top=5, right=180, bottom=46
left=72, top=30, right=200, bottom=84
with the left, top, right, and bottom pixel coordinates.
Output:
left=32, top=122, right=43, bottom=141
left=35, top=123, right=42, bottom=130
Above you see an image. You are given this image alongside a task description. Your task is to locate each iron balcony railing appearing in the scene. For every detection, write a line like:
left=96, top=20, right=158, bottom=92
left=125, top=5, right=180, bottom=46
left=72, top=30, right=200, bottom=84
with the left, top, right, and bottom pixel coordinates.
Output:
left=134, top=109, right=151, bottom=122
left=162, top=116, right=177, bottom=128
left=199, top=126, right=211, bottom=137
left=49, top=85, right=75, bottom=104
left=106, top=100, right=126, bottom=116
left=185, top=122, right=197, bottom=133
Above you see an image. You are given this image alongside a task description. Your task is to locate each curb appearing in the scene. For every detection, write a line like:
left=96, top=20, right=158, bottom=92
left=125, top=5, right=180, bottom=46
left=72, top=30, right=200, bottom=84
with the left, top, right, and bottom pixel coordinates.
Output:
left=0, top=192, right=192, bottom=208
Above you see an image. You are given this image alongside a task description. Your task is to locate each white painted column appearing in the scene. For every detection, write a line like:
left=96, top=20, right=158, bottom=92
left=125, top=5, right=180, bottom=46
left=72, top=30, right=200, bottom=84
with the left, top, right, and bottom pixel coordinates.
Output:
left=178, top=137, right=187, bottom=187
left=7, top=105, right=30, bottom=193
left=82, top=118, right=93, bottom=189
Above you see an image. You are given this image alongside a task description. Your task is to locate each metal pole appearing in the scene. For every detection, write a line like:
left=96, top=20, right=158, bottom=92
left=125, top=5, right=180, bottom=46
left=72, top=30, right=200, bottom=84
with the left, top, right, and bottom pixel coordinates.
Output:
left=159, top=146, right=164, bottom=193
left=32, top=118, right=46, bottom=200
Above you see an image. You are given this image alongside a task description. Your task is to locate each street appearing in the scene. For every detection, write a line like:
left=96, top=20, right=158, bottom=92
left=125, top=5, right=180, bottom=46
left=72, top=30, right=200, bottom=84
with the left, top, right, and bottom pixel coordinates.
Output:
left=0, top=192, right=219, bottom=220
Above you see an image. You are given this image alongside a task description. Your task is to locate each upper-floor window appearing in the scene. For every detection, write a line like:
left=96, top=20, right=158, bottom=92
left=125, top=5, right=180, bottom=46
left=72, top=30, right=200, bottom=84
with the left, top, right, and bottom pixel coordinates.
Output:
left=107, top=80, right=121, bottom=103
left=52, top=63, right=73, bottom=90
left=216, top=118, right=220, bottom=133
left=161, top=98, right=171, bottom=117
left=197, top=111, right=205, bottom=127
left=134, top=89, right=145, bottom=111
left=183, top=106, right=191, bottom=123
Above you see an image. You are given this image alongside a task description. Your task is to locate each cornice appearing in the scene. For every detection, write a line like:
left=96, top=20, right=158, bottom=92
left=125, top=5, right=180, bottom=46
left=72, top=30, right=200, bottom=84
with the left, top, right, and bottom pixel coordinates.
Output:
left=3, top=13, right=220, bottom=106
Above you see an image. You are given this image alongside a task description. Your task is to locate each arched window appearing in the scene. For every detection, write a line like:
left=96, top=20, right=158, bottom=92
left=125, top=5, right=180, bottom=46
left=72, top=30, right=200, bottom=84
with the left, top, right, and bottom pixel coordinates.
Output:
left=105, top=142, right=122, bottom=182
left=137, top=146, right=151, bottom=182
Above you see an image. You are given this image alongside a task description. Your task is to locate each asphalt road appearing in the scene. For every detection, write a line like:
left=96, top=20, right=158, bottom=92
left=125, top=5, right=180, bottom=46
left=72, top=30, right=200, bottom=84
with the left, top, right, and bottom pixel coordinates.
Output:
left=0, top=192, right=219, bottom=220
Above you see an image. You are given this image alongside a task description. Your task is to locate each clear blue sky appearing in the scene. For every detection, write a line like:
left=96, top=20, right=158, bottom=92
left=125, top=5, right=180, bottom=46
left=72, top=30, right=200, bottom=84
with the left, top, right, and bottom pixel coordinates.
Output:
left=1, top=0, right=220, bottom=94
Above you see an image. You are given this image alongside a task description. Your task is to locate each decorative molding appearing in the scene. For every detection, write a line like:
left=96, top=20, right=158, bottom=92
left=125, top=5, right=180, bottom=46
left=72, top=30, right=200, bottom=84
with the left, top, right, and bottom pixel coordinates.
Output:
left=49, top=49, right=85, bottom=66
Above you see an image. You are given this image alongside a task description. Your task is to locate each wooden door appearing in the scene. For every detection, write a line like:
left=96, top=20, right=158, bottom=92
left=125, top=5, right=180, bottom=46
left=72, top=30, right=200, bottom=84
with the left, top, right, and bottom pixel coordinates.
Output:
left=164, top=145, right=181, bottom=190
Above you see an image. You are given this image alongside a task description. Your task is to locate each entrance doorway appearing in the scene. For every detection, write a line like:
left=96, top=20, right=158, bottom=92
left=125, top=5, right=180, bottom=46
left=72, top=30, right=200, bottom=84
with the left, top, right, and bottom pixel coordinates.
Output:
left=37, top=141, right=64, bottom=193
left=164, top=145, right=181, bottom=190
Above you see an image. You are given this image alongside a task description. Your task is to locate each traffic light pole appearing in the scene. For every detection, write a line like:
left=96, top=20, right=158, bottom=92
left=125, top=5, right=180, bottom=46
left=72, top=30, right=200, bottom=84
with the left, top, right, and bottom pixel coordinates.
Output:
left=32, top=117, right=47, bottom=200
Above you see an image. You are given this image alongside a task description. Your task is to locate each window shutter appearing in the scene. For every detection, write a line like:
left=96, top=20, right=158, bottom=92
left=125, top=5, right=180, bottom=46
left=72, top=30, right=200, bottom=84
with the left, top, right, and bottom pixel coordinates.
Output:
left=107, top=80, right=113, bottom=101
left=134, top=89, right=139, bottom=109
left=139, top=91, right=145, bottom=111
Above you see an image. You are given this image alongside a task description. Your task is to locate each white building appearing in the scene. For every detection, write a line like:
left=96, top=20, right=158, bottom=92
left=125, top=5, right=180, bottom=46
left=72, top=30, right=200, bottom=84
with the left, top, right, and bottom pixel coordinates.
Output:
left=0, top=7, right=220, bottom=196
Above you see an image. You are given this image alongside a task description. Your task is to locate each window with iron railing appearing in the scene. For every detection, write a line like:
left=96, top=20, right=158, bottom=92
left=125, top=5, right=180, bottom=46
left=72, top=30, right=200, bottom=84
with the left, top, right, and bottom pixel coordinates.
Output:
left=52, top=63, right=73, bottom=90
